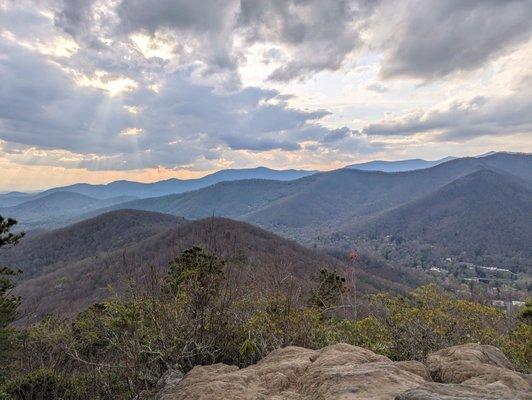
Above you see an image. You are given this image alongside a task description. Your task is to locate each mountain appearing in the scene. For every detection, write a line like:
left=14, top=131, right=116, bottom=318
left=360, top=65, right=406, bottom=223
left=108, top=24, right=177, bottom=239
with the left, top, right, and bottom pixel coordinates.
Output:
left=13, top=167, right=314, bottom=202
left=343, top=169, right=532, bottom=271
left=0, top=209, right=184, bottom=279
left=346, top=156, right=455, bottom=172
left=4, top=211, right=425, bottom=321
left=92, top=153, right=532, bottom=243
left=0, top=192, right=137, bottom=230
left=90, top=178, right=297, bottom=220
left=345, top=151, right=529, bottom=173
left=0, top=191, right=36, bottom=207
left=4, top=153, right=530, bottom=234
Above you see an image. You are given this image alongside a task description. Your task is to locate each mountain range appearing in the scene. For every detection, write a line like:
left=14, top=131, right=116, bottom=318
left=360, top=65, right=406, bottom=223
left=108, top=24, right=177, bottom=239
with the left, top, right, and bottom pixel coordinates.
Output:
left=0, top=152, right=503, bottom=208
left=2, top=153, right=531, bottom=258
left=90, top=153, right=531, bottom=237
left=1, top=151, right=530, bottom=320
left=338, top=168, right=532, bottom=272
left=0, top=167, right=314, bottom=207
left=0, top=192, right=138, bottom=230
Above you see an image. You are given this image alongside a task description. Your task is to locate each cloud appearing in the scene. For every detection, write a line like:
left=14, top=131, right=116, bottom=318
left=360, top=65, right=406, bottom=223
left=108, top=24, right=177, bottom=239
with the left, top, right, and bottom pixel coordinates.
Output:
left=0, top=30, right=350, bottom=170
left=1, top=0, right=530, bottom=182
left=56, top=0, right=378, bottom=82
left=54, top=0, right=98, bottom=42
left=321, top=127, right=353, bottom=143
left=365, top=82, right=388, bottom=93
left=115, top=0, right=240, bottom=71
left=239, top=0, right=377, bottom=82
left=0, top=40, right=132, bottom=155
left=378, top=0, right=532, bottom=80
left=362, top=90, right=532, bottom=141
left=47, top=0, right=532, bottom=84
left=222, top=136, right=301, bottom=152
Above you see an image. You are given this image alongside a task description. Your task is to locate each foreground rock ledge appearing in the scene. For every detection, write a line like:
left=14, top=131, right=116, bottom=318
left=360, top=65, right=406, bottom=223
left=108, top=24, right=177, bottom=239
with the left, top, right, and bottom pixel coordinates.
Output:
left=155, top=343, right=531, bottom=400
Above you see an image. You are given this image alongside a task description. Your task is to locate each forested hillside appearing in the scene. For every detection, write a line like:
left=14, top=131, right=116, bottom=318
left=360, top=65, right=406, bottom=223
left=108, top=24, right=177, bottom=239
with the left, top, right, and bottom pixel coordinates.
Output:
left=340, top=169, right=532, bottom=272
left=0, top=209, right=184, bottom=279
left=6, top=212, right=425, bottom=322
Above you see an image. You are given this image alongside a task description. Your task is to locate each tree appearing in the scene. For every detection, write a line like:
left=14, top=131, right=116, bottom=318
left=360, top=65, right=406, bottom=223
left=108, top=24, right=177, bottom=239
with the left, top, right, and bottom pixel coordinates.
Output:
left=308, top=269, right=346, bottom=311
left=0, top=216, right=24, bottom=248
left=0, top=216, right=24, bottom=326
left=519, top=298, right=532, bottom=323
left=0, top=216, right=24, bottom=376
left=165, top=246, right=225, bottom=335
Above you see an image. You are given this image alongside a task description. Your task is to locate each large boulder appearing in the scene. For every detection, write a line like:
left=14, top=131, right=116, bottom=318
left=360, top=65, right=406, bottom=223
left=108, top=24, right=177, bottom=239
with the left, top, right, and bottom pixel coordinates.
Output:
left=398, top=343, right=531, bottom=400
left=155, top=343, right=531, bottom=400
left=157, top=344, right=427, bottom=400
left=426, top=343, right=529, bottom=390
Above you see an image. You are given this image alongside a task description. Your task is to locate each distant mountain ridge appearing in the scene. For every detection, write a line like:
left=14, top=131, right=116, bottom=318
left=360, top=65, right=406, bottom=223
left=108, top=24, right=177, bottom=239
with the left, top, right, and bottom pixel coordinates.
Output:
left=346, top=156, right=455, bottom=172
left=2, top=153, right=531, bottom=320
left=1, top=153, right=523, bottom=207
left=72, top=152, right=531, bottom=269
left=0, top=191, right=138, bottom=230
left=93, top=153, right=532, bottom=235
left=344, top=151, right=526, bottom=172
left=0, top=209, right=185, bottom=279
left=0, top=167, right=315, bottom=207
left=1, top=152, right=531, bottom=271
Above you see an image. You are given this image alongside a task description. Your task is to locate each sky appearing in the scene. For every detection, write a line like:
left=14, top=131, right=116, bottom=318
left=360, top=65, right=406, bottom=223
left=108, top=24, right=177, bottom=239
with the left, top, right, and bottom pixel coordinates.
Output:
left=0, top=0, right=531, bottom=191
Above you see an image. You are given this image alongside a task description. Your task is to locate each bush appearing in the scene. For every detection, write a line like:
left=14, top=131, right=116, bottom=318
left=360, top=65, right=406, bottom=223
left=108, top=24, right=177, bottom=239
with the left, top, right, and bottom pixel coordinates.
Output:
left=5, top=369, right=86, bottom=400
left=3, top=248, right=529, bottom=399
left=370, top=284, right=524, bottom=364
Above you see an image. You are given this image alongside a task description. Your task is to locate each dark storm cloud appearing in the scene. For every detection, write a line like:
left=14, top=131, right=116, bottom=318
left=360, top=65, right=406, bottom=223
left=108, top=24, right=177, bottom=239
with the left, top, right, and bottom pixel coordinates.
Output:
left=380, top=0, right=532, bottom=80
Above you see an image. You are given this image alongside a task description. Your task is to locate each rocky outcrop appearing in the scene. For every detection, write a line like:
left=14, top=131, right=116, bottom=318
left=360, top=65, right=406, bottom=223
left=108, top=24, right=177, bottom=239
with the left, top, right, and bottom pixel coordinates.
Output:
left=155, top=343, right=531, bottom=400
left=398, top=343, right=532, bottom=400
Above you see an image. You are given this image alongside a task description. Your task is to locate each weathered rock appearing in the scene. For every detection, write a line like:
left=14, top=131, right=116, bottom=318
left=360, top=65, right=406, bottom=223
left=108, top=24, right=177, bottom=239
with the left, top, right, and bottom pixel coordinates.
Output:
left=426, top=343, right=530, bottom=391
left=396, top=382, right=531, bottom=400
left=400, top=343, right=532, bottom=400
left=155, top=343, right=531, bottom=400
left=157, top=344, right=427, bottom=399
left=394, top=361, right=432, bottom=381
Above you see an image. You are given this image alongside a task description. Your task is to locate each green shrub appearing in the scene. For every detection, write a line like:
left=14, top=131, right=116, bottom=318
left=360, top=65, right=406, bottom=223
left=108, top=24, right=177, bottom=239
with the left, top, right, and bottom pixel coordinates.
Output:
left=3, top=248, right=529, bottom=399
left=5, top=369, right=85, bottom=400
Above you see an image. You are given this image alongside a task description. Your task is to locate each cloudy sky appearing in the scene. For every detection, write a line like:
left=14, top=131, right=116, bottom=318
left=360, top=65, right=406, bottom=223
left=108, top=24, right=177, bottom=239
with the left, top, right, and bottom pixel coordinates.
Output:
left=1, top=0, right=531, bottom=190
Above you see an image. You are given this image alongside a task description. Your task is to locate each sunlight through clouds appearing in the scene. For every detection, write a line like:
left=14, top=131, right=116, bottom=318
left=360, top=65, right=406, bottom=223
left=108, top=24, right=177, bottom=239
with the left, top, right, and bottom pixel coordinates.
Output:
left=0, top=0, right=530, bottom=190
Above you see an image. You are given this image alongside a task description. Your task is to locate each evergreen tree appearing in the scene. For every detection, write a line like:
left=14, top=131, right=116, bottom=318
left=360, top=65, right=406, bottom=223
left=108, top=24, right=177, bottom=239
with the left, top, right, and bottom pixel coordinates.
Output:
left=0, top=216, right=24, bottom=365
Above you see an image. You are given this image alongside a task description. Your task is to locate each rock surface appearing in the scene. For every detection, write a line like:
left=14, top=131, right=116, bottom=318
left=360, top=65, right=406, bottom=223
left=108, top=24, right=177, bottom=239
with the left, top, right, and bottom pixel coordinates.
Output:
left=155, top=343, right=531, bottom=400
